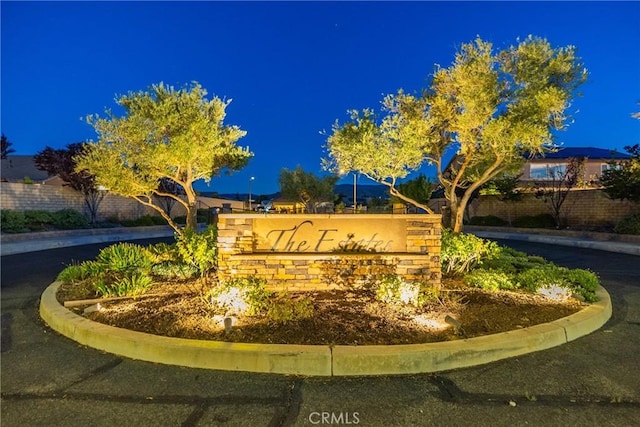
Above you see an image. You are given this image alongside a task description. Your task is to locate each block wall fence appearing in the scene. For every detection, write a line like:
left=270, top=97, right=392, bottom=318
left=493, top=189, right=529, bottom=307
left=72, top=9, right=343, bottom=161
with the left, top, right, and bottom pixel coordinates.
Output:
left=216, top=214, right=442, bottom=292
left=0, top=182, right=242, bottom=221
left=428, top=189, right=638, bottom=227
left=5, top=183, right=635, bottom=230
left=1, top=182, right=159, bottom=220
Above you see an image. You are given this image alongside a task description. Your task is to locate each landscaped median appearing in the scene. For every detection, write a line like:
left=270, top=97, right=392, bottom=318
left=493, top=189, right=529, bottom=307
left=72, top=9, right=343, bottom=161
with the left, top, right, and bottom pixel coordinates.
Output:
left=39, top=281, right=612, bottom=376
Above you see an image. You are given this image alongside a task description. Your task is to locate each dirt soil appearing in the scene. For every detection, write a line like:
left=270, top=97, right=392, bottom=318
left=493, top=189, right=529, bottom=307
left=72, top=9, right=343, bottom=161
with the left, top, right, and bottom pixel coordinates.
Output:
left=57, top=279, right=584, bottom=346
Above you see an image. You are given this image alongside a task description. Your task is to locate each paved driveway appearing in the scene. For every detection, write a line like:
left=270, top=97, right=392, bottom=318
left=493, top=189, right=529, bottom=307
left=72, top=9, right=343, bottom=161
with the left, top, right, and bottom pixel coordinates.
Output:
left=1, top=239, right=639, bottom=426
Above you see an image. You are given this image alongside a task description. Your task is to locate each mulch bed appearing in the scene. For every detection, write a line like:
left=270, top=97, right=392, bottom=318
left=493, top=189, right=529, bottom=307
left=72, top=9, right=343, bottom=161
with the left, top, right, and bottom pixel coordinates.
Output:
left=57, top=280, right=584, bottom=346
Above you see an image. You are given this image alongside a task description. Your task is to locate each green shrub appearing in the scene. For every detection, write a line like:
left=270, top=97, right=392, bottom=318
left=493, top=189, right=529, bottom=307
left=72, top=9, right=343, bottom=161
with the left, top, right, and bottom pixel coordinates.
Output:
left=81, top=243, right=155, bottom=297
left=57, top=264, right=88, bottom=283
left=58, top=243, right=159, bottom=297
left=176, top=225, right=218, bottom=276
left=207, top=277, right=272, bottom=316
left=468, top=215, right=507, bottom=226
left=106, top=215, right=121, bottom=224
left=147, top=242, right=179, bottom=263
left=479, top=246, right=549, bottom=274
left=1, top=210, right=28, bottom=233
left=614, top=213, right=640, bottom=235
left=197, top=208, right=211, bottom=223
left=79, top=260, right=107, bottom=278
left=151, top=262, right=198, bottom=280
left=464, top=269, right=517, bottom=291
left=516, top=265, right=567, bottom=292
left=173, top=210, right=210, bottom=225
left=441, top=229, right=500, bottom=276
left=512, top=214, right=556, bottom=229
left=51, top=209, right=89, bottom=229
left=120, top=215, right=167, bottom=227
left=515, top=265, right=599, bottom=302
left=94, top=273, right=153, bottom=298
left=478, top=255, right=518, bottom=275
left=24, top=210, right=53, bottom=231
left=57, top=260, right=106, bottom=285
left=374, top=275, right=436, bottom=306
left=563, top=268, right=599, bottom=302
left=376, top=275, right=416, bottom=305
left=466, top=243, right=599, bottom=301
left=266, top=294, right=315, bottom=322
left=96, top=243, right=155, bottom=274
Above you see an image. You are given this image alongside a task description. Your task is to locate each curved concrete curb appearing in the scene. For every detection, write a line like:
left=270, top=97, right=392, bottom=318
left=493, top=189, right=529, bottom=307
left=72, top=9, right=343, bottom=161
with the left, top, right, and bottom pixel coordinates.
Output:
left=40, top=282, right=611, bottom=376
left=332, top=286, right=612, bottom=376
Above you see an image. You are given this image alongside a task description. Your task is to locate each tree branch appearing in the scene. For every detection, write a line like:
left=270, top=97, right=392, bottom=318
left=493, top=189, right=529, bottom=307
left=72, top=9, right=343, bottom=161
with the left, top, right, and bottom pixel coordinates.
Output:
left=131, top=195, right=183, bottom=236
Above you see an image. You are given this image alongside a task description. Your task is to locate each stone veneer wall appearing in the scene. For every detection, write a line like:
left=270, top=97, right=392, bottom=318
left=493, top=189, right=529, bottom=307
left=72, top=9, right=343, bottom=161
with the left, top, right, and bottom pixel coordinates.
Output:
left=216, top=214, right=442, bottom=291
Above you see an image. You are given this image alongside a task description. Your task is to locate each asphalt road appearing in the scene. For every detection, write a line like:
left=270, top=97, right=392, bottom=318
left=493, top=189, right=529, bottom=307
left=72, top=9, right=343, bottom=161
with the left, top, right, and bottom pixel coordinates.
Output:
left=1, top=238, right=639, bottom=427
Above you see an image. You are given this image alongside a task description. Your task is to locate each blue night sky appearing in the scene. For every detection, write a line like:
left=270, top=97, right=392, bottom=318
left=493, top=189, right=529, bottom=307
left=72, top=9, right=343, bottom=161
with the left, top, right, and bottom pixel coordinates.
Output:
left=2, top=1, right=639, bottom=195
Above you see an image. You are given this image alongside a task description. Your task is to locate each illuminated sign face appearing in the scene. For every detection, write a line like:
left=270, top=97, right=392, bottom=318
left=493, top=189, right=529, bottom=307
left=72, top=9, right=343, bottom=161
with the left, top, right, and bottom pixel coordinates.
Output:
left=253, top=218, right=407, bottom=253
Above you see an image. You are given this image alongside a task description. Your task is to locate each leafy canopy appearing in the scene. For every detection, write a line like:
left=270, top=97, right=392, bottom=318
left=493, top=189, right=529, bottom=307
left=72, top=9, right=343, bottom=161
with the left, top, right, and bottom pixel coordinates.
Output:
left=77, top=82, right=252, bottom=234
left=600, top=144, right=640, bottom=203
left=1, top=134, right=15, bottom=159
left=326, top=36, right=587, bottom=232
left=35, top=143, right=105, bottom=223
left=391, top=174, right=434, bottom=207
left=279, top=166, right=338, bottom=213
left=35, top=143, right=97, bottom=193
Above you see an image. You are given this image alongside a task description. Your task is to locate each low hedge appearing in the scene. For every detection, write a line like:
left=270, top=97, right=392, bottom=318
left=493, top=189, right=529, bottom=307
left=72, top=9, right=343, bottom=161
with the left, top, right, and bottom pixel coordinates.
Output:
left=468, top=215, right=508, bottom=226
left=512, top=213, right=556, bottom=229
left=1, top=209, right=88, bottom=233
left=614, top=213, right=640, bottom=235
left=119, top=215, right=167, bottom=227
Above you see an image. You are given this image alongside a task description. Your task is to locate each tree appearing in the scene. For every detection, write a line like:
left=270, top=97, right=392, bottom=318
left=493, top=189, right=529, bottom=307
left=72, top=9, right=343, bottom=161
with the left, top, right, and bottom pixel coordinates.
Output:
left=279, top=166, right=338, bottom=213
left=600, top=144, right=640, bottom=203
left=34, top=143, right=105, bottom=223
left=535, top=157, right=585, bottom=228
left=76, top=82, right=252, bottom=236
left=1, top=134, right=15, bottom=159
left=391, top=174, right=434, bottom=210
left=326, top=36, right=587, bottom=232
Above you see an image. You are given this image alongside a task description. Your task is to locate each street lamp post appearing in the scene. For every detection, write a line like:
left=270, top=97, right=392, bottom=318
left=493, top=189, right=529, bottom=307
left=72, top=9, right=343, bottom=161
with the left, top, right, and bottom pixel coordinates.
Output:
left=248, top=176, right=255, bottom=211
left=353, top=173, right=357, bottom=214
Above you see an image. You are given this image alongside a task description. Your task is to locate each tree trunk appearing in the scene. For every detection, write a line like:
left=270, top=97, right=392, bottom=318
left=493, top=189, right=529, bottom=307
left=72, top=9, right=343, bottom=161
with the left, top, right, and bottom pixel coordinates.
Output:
left=83, top=190, right=105, bottom=224
left=184, top=184, right=199, bottom=233
left=445, top=187, right=462, bottom=232
left=452, top=205, right=465, bottom=233
left=448, top=200, right=465, bottom=233
left=186, top=202, right=198, bottom=232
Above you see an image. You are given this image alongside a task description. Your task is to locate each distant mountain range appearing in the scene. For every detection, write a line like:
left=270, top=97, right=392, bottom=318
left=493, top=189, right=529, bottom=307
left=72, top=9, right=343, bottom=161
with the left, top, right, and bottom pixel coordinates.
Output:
left=204, top=184, right=390, bottom=202
left=334, top=184, right=390, bottom=200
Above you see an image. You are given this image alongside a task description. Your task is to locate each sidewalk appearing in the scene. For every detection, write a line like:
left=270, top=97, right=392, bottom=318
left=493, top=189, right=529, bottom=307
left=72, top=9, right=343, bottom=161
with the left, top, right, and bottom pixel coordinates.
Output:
left=467, top=226, right=640, bottom=256
left=0, top=226, right=176, bottom=256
